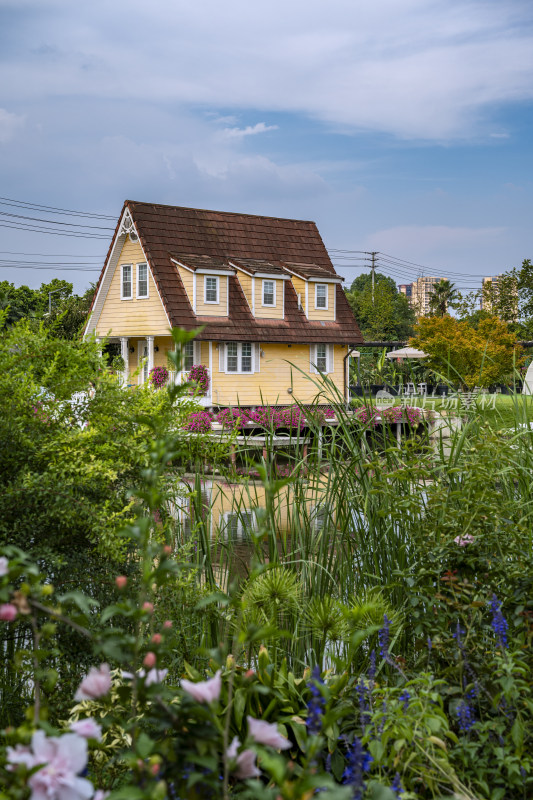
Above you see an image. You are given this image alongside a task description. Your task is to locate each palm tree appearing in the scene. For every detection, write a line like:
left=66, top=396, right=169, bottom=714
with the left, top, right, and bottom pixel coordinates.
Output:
left=428, top=279, right=459, bottom=317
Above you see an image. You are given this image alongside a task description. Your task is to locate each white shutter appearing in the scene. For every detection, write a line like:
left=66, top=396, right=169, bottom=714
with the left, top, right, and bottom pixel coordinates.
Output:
left=219, top=343, right=225, bottom=373
left=310, top=344, right=317, bottom=374
left=255, top=343, right=261, bottom=373
left=327, top=345, right=334, bottom=374
left=193, top=340, right=201, bottom=364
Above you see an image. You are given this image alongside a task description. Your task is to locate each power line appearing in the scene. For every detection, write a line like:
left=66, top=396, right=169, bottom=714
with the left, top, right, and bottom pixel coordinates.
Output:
left=0, top=210, right=114, bottom=231
left=0, top=222, right=110, bottom=239
left=0, top=196, right=116, bottom=220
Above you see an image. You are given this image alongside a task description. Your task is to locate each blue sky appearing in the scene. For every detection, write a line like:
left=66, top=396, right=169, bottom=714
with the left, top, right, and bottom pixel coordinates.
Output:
left=0, top=0, right=532, bottom=294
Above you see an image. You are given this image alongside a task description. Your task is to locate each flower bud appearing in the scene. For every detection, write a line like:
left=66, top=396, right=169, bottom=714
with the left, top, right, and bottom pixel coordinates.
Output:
left=142, top=602, right=154, bottom=614
left=115, top=576, right=127, bottom=589
left=151, top=633, right=162, bottom=645
left=163, top=620, right=173, bottom=629
left=143, top=652, right=157, bottom=668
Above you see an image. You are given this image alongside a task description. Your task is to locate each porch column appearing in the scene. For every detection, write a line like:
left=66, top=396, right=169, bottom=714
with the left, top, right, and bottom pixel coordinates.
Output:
left=147, top=335, right=154, bottom=377
left=120, top=337, right=129, bottom=385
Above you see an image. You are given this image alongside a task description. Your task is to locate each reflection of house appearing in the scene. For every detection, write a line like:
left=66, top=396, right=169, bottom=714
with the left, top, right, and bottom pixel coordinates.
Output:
left=84, top=201, right=363, bottom=407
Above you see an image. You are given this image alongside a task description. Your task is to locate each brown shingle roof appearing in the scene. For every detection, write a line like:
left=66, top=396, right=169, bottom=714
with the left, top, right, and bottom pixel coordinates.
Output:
left=92, top=201, right=363, bottom=345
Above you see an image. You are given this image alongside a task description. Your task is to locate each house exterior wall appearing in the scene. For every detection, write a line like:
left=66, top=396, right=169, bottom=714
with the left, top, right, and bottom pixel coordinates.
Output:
left=210, top=342, right=346, bottom=406
left=254, top=278, right=284, bottom=319
left=176, top=266, right=194, bottom=309
left=196, top=275, right=229, bottom=317
left=307, top=283, right=335, bottom=322
left=95, top=238, right=169, bottom=337
left=290, top=276, right=307, bottom=313
left=235, top=270, right=254, bottom=312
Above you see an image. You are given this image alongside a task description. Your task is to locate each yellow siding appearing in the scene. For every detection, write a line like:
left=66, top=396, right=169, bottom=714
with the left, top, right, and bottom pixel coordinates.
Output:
left=235, top=270, right=253, bottom=312
left=176, top=265, right=194, bottom=309
left=255, top=278, right=284, bottom=320
left=200, top=341, right=210, bottom=363
left=290, top=276, right=307, bottom=313
left=196, top=276, right=228, bottom=317
left=307, top=283, right=336, bottom=322
left=211, top=342, right=347, bottom=406
left=95, top=237, right=170, bottom=337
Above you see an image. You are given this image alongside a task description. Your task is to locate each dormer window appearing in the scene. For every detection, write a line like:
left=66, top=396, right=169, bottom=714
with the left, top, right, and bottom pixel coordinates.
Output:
left=315, top=284, right=328, bottom=309
left=205, top=276, right=219, bottom=303
left=121, top=264, right=132, bottom=300
left=262, top=279, right=275, bottom=306
left=137, top=263, right=148, bottom=298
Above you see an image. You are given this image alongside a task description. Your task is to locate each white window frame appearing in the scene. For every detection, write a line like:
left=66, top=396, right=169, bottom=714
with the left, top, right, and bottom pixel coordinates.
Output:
left=262, top=279, right=276, bottom=307
left=136, top=263, right=149, bottom=299
left=183, top=341, right=195, bottom=372
left=315, top=343, right=328, bottom=372
left=220, top=509, right=257, bottom=541
left=121, top=264, right=133, bottom=300
left=225, top=342, right=254, bottom=374
left=204, top=276, right=219, bottom=304
left=310, top=343, right=333, bottom=374
left=315, top=283, right=328, bottom=310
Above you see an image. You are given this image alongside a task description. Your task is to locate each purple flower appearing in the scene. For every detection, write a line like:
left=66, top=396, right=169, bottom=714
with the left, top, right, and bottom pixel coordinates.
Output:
left=342, top=737, right=373, bottom=799
left=490, top=594, right=508, bottom=649
left=184, top=411, right=212, bottom=433
left=356, top=678, right=371, bottom=728
left=399, top=690, right=410, bottom=712
left=306, top=665, right=326, bottom=735
left=0, top=556, right=9, bottom=576
left=378, top=615, right=391, bottom=661
left=456, top=700, right=476, bottom=732
left=391, top=772, right=404, bottom=797
left=188, top=364, right=209, bottom=395
left=149, top=366, right=169, bottom=389
left=69, top=718, right=102, bottom=740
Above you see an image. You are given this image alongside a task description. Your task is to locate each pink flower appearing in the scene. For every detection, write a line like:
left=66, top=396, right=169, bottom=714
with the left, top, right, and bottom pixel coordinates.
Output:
left=69, top=718, right=102, bottom=740
left=142, top=602, right=154, bottom=614
left=115, top=576, right=127, bottom=589
left=121, top=668, right=168, bottom=686
left=181, top=670, right=222, bottom=703
left=6, top=743, right=35, bottom=771
left=163, top=620, right=173, bottom=629
left=247, top=716, right=291, bottom=750
left=74, top=664, right=111, bottom=701
left=151, top=633, right=162, bottom=645
left=0, top=556, right=9, bottom=576
left=27, top=730, right=93, bottom=800
left=93, top=792, right=109, bottom=800
left=143, top=652, right=157, bottom=668
left=226, top=737, right=261, bottom=779
left=0, top=603, right=17, bottom=622
left=454, top=534, right=475, bottom=546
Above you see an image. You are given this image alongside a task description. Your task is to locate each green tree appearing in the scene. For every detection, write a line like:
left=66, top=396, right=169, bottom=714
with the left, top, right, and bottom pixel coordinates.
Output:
left=427, top=279, right=460, bottom=317
left=346, top=271, right=415, bottom=340
left=410, top=314, right=522, bottom=388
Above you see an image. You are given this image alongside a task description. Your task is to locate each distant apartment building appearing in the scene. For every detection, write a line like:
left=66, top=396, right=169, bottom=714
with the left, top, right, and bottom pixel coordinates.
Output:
left=481, top=274, right=518, bottom=319
left=398, top=277, right=444, bottom=316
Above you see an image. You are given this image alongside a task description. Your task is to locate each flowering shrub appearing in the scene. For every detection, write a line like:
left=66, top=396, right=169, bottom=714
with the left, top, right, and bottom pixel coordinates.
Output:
left=324, top=406, right=336, bottom=419
left=248, top=406, right=306, bottom=430
left=188, top=363, right=209, bottom=395
left=149, top=365, right=169, bottom=389
left=248, top=405, right=278, bottom=428
left=215, top=408, right=250, bottom=430
left=352, top=405, right=381, bottom=426
left=381, top=405, right=422, bottom=426
left=184, top=411, right=212, bottom=432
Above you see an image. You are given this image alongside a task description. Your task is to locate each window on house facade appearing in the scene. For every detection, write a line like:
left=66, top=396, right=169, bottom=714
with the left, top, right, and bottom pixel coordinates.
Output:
left=220, top=510, right=256, bottom=541
left=121, top=265, right=132, bottom=299
left=137, top=263, right=148, bottom=298
left=226, top=342, right=253, bottom=373
left=262, top=279, right=275, bottom=306
left=315, top=283, right=328, bottom=309
left=315, top=343, right=327, bottom=372
left=205, top=276, right=219, bottom=303
left=183, top=341, right=195, bottom=371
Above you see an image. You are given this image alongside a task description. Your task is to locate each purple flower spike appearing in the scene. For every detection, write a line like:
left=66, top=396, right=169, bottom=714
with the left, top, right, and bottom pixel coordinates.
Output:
left=490, top=594, right=508, bottom=649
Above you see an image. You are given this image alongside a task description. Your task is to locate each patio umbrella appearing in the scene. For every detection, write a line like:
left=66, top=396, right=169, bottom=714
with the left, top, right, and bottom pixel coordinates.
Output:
left=385, top=347, right=428, bottom=359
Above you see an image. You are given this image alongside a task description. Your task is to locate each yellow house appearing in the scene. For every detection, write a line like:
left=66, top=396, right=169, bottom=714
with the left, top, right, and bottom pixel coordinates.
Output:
left=84, top=201, right=363, bottom=407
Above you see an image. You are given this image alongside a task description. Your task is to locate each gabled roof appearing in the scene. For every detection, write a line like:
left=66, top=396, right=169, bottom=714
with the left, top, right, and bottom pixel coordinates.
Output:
left=90, top=201, right=363, bottom=345
left=282, top=261, right=342, bottom=281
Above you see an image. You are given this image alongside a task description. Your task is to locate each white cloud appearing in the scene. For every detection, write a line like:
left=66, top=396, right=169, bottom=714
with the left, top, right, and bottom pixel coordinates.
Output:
left=0, top=108, right=24, bottom=144
left=221, top=122, right=278, bottom=139
left=1, top=1, right=533, bottom=140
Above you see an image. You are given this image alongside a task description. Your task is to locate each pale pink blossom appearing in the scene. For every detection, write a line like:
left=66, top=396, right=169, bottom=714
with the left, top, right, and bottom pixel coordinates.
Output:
left=0, top=556, right=9, bottom=576
left=74, top=664, right=111, bottom=701
left=151, top=633, right=162, bottom=645
left=181, top=670, right=222, bottom=703
left=0, top=603, right=17, bottom=621
left=226, top=737, right=261, bottom=780
left=92, top=792, right=109, bottom=800
left=121, top=668, right=168, bottom=686
left=247, top=716, right=291, bottom=750
left=142, top=602, right=154, bottom=614
left=6, top=743, right=35, bottom=770
left=163, top=620, right=173, bottom=629
left=454, top=534, right=475, bottom=547
left=69, top=718, right=102, bottom=741
left=26, top=731, right=93, bottom=800
left=115, top=576, right=127, bottom=589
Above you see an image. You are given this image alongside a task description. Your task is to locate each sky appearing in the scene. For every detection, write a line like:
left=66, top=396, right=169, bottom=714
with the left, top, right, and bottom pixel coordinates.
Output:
left=0, top=0, right=532, bottom=295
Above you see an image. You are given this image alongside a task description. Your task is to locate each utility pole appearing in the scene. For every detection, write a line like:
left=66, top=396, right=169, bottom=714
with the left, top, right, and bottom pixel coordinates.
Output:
left=371, top=252, right=377, bottom=304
